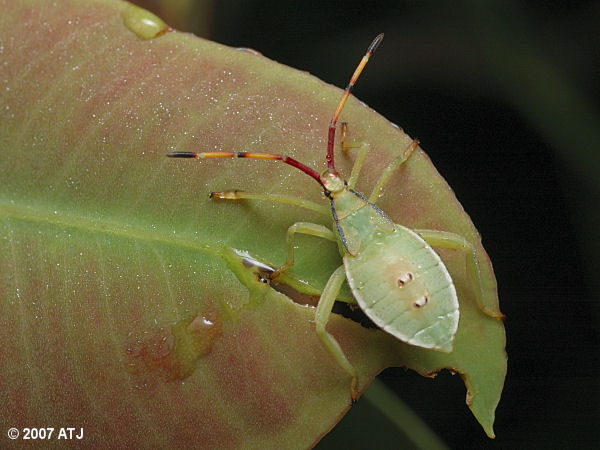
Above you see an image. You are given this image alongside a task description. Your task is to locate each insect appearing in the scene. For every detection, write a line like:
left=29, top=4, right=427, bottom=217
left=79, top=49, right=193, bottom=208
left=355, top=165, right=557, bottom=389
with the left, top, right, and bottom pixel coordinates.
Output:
left=168, top=34, right=490, bottom=400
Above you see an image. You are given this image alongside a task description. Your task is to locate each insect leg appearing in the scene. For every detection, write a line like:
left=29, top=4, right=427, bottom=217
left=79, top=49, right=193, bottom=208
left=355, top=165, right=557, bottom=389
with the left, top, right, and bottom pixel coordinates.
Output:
left=368, top=139, right=418, bottom=204
left=209, top=190, right=329, bottom=216
left=339, top=123, right=371, bottom=190
left=315, top=265, right=359, bottom=401
left=274, top=222, right=336, bottom=277
left=414, top=229, right=503, bottom=319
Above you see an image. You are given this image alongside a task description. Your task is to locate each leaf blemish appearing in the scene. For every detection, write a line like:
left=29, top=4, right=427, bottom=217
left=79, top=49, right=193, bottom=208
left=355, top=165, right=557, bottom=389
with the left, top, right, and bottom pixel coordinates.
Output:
left=124, top=311, right=222, bottom=381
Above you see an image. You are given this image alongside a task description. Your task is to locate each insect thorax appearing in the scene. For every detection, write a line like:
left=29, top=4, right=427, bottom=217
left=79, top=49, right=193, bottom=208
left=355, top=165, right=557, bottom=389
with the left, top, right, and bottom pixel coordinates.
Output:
left=331, top=189, right=394, bottom=256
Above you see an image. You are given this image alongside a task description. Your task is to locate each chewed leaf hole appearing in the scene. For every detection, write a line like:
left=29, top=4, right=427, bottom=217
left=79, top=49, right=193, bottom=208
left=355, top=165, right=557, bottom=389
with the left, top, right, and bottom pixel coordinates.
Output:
left=240, top=254, right=276, bottom=285
left=269, top=280, right=378, bottom=330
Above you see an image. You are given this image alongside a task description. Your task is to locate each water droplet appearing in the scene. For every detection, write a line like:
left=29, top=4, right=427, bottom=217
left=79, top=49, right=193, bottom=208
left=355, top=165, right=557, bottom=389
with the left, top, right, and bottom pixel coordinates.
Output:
left=236, top=47, right=263, bottom=56
left=121, top=4, right=172, bottom=40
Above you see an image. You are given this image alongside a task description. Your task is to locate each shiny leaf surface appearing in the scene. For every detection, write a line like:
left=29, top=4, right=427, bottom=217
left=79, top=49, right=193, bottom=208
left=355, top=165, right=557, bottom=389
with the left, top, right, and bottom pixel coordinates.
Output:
left=0, top=0, right=506, bottom=446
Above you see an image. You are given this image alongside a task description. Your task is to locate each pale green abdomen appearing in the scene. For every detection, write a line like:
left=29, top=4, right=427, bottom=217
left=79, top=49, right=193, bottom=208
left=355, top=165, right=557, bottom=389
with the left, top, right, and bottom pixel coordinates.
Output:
left=343, top=224, right=459, bottom=352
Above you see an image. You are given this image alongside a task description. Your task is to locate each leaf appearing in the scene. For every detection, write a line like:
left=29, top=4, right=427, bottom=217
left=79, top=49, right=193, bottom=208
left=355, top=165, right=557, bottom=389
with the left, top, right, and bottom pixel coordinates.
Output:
left=0, top=0, right=506, bottom=446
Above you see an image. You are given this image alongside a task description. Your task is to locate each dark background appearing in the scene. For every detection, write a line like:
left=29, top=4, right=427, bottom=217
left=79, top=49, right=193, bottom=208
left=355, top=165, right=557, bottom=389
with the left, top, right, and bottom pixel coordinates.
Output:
left=134, top=1, right=599, bottom=448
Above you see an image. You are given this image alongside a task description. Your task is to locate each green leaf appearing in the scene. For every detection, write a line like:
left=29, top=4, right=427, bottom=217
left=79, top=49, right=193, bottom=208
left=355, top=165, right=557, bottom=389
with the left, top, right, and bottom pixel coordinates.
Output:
left=0, top=0, right=506, bottom=446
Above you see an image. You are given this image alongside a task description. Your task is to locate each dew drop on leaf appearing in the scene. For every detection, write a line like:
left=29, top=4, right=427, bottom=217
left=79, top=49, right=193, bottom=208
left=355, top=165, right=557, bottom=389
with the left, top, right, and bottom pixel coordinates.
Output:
left=121, top=3, right=172, bottom=40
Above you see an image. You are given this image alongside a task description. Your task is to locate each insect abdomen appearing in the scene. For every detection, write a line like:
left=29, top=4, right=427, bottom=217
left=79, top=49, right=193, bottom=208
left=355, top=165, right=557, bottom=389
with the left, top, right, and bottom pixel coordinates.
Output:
left=344, top=225, right=459, bottom=352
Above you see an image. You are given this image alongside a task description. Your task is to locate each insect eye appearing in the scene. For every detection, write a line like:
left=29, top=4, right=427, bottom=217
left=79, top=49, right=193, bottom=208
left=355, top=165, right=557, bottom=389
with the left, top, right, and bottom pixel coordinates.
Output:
left=397, top=272, right=414, bottom=287
left=412, top=296, right=428, bottom=309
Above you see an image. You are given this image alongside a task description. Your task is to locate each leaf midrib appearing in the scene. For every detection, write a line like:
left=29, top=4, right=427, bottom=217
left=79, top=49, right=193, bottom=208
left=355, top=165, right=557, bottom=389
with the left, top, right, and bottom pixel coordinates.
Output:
left=0, top=198, right=219, bottom=256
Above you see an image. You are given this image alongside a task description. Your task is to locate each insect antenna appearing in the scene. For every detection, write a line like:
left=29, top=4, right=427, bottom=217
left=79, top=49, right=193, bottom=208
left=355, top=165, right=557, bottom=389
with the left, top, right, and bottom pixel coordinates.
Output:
left=326, top=33, right=384, bottom=173
left=167, top=151, right=325, bottom=188
left=168, top=35, right=384, bottom=189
